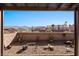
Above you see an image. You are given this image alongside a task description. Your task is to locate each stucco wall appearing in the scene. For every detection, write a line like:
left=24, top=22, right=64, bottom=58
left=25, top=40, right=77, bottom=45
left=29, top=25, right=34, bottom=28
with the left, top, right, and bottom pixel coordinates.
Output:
left=16, top=32, right=74, bottom=41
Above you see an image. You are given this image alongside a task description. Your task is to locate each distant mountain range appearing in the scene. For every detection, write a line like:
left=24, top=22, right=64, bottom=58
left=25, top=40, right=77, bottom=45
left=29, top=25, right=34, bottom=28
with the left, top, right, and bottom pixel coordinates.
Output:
left=4, top=26, right=47, bottom=30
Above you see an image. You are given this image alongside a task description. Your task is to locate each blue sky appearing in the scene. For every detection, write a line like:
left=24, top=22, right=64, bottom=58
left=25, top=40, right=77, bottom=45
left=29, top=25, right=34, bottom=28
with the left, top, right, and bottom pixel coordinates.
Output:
left=3, top=10, right=74, bottom=26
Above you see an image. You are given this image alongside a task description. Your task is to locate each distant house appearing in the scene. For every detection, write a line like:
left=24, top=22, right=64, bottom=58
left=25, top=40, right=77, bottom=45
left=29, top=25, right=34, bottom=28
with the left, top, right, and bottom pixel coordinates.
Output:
left=39, top=27, right=47, bottom=32
left=31, top=26, right=47, bottom=32
left=69, top=24, right=74, bottom=32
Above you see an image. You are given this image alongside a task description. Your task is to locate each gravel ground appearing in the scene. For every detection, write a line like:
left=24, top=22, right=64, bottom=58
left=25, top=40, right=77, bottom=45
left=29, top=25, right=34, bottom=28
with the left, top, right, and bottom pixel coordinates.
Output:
left=3, top=42, right=74, bottom=56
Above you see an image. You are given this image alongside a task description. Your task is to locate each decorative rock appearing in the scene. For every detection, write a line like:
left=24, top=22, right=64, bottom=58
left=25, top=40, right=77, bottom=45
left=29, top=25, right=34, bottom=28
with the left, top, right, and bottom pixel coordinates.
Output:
left=43, top=44, right=54, bottom=51
left=22, top=45, right=28, bottom=50
left=66, top=47, right=71, bottom=53
left=64, top=41, right=73, bottom=48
